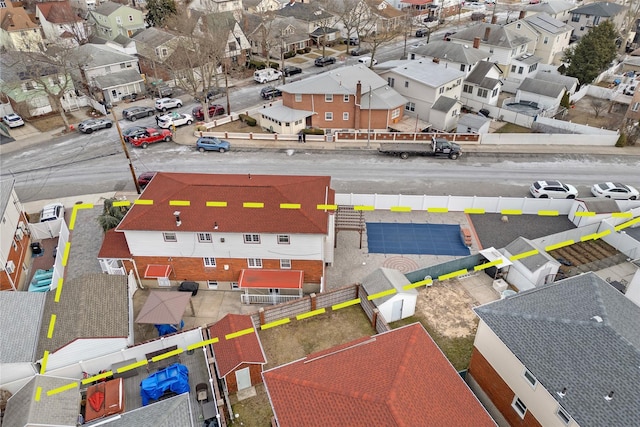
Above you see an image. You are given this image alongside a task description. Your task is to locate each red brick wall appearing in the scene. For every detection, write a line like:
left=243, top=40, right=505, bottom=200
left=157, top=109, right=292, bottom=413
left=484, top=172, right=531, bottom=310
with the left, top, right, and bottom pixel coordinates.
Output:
left=1, top=213, right=31, bottom=291
left=130, top=256, right=323, bottom=283
left=225, top=363, right=263, bottom=394
left=468, top=348, right=543, bottom=427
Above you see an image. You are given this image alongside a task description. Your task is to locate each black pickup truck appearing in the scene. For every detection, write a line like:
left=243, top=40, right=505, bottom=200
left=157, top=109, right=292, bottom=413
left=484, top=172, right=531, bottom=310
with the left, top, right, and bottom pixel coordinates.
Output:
left=378, top=137, right=462, bottom=160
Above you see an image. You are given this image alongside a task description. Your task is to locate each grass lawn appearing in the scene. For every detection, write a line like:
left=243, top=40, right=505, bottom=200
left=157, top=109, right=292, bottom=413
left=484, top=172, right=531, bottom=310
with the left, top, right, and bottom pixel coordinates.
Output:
left=494, top=122, right=532, bottom=133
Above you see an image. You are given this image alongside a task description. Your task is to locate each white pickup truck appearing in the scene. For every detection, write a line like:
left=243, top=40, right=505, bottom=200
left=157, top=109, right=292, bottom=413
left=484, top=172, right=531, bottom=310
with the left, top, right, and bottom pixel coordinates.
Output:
left=254, top=68, right=282, bottom=84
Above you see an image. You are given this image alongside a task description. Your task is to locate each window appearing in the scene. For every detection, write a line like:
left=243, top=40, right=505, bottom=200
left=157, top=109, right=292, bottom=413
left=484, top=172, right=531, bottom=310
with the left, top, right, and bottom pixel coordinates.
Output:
left=203, top=257, right=216, bottom=267
left=228, top=41, right=237, bottom=51
left=529, top=63, right=537, bottom=73
left=439, top=87, right=444, bottom=94
left=280, top=259, right=291, bottom=269
left=343, top=94, right=349, bottom=102
left=198, top=232, right=212, bottom=243
left=295, top=94, right=302, bottom=102
left=460, top=64, right=465, bottom=72
left=25, top=81, right=36, bottom=91
left=518, top=66, right=524, bottom=74
left=543, top=36, right=549, bottom=45
left=388, top=77, right=395, bottom=87
left=391, top=108, right=400, bottom=119
left=463, top=84, right=473, bottom=94
left=478, top=88, right=488, bottom=98
left=516, top=23, right=521, bottom=29
left=451, top=109, right=458, bottom=117
left=632, top=102, right=640, bottom=112
left=325, top=112, right=333, bottom=121
left=511, top=65, right=516, bottom=73
left=492, top=88, right=498, bottom=97
left=522, top=368, right=537, bottom=388
left=207, top=280, right=218, bottom=290
left=278, top=235, right=290, bottom=244
left=343, top=112, right=349, bottom=120
left=244, top=234, right=260, bottom=243
left=520, top=45, right=525, bottom=52
left=405, top=102, right=415, bottom=112
left=512, top=397, right=527, bottom=419
left=231, top=282, right=239, bottom=289
left=557, top=408, right=571, bottom=425
left=247, top=258, right=263, bottom=268
left=571, top=14, right=580, bottom=22
left=404, top=81, right=409, bottom=88
left=163, top=232, right=177, bottom=242
left=325, top=94, right=333, bottom=102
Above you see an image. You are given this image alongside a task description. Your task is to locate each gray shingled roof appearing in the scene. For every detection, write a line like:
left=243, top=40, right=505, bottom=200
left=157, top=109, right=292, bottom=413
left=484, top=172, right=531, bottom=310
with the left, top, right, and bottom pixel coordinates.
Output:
left=131, top=27, right=175, bottom=50
left=527, top=0, right=576, bottom=15
left=260, top=105, right=313, bottom=122
left=525, top=12, right=573, bottom=34
left=362, top=267, right=416, bottom=306
left=0, top=291, right=46, bottom=363
left=577, top=197, right=620, bottom=213
left=474, top=272, right=640, bottom=427
left=411, top=40, right=491, bottom=65
left=518, top=77, right=565, bottom=98
left=282, top=64, right=388, bottom=95
left=276, top=2, right=333, bottom=21
left=466, top=61, right=502, bottom=89
left=85, top=393, right=193, bottom=426
left=431, top=95, right=461, bottom=112
left=36, top=274, right=128, bottom=356
left=74, top=44, right=137, bottom=69
left=93, top=0, right=126, bottom=16
left=451, top=23, right=531, bottom=48
left=534, top=72, right=578, bottom=91
left=458, top=113, right=490, bottom=128
left=504, top=236, right=558, bottom=272
left=93, top=69, right=144, bottom=89
left=378, top=59, right=465, bottom=88
left=2, top=375, right=81, bottom=426
left=571, top=1, right=625, bottom=17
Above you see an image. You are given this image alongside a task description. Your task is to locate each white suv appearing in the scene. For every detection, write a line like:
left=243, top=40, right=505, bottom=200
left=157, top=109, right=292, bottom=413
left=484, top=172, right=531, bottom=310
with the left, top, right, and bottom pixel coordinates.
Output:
left=40, top=203, right=65, bottom=222
left=155, top=98, right=183, bottom=112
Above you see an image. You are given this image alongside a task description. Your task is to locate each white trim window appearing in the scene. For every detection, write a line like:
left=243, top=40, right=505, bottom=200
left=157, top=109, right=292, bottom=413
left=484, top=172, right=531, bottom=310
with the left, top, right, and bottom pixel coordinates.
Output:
left=343, top=94, right=349, bottom=102
left=343, top=112, right=349, bottom=120
left=231, top=281, right=239, bottom=289
left=556, top=407, right=571, bottom=425
left=280, top=259, right=291, bottom=269
left=243, top=234, right=260, bottom=243
left=325, top=112, right=333, bottom=121
left=277, top=235, right=290, bottom=244
left=325, top=94, right=333, bottom=102
left=391, top=108, right=400, bottom=119
left=295, top=94, right=302, bottom=102
left=198, top=232, right=212, bottom=243
left=163, top=232, right=177, bottom=242
left=203, top=257, right=216, bottom=267
left=522, top=368, right=537, bottom=389
left=207, top=280, right=218, bottom=289
left=247, top=258, right=263, bottom=268
left=511, top=396, right=527, bottom=419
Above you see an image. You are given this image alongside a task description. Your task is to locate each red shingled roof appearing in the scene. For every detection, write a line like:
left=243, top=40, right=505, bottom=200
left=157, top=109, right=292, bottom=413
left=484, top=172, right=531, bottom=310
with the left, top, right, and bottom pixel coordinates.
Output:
left=37, top=1, right=83, bottom=24
left=98, top=229, right=131, bottom=259
left=207, top=314, right=266, bottom=377
left=117, top=173, right=335, bottom=234
left=263, top=323, right=496, bottom=427
left=239, top=269, right=303, bottom=289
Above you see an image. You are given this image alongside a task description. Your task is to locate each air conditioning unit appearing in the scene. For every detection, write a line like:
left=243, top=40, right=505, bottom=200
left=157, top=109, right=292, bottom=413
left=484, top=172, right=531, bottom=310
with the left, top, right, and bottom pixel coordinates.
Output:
left=18, top=221, right=26, bottom=232
left=15, top=228, right=24, bottom=240
left=6, top=260, right=15, bottom=274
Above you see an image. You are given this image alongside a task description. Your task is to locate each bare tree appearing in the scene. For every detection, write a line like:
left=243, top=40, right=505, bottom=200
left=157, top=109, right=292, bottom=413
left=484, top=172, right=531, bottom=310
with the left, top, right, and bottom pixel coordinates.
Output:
left=320, top=0, right=366, bottom=54
left=620, top=1, right=640, bottom=53
left=590, top=98, right=608, bottom=118
left=363, top=22, right=402, bottom=68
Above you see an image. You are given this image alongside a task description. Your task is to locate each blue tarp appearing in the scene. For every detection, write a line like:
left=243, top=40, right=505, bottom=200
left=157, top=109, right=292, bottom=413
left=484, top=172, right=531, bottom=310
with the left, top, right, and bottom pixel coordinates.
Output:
left=154, top=320, right=184, bottom=336
left=140, top=363, right=190, bottom=406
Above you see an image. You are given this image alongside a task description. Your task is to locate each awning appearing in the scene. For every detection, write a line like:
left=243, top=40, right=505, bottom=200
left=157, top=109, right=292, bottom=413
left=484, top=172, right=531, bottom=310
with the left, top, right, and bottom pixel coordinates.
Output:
left=144, top=265, right=172, bottom=278
left=239, top=269, right=304, bottom=289
left=389, top=116, right=432, bottom=133
left=479, top=247, right=513, bottom=269
left=135, top=291, right=192, bottom=324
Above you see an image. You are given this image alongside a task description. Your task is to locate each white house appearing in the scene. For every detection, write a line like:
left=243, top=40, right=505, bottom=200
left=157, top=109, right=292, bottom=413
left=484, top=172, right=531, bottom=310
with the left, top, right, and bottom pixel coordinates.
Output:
left=429, top=95, right=462, bottom=132
left=502, top=237, right=560, bottom=291
left=526, top=0, right=576, bottom=23
left=505, top=53, right=542, bottom=92
left=516, top=76, right=565, bottom=115
left=568, top=198, right=621, bottom=227
left=36, top=1, right=88, bottom=47
left=568, top=1, right=626, bottom=40
left=534, top=71, right=579, bottom=96
left=0, top=179, right=31, bottom=291
left=361, top=267, right=417, bottom=322
left=461, top=61, right=503, bottom=108
left=505, top=13, right=573, bottom=65
left=408, top=40, right=491, bottom=77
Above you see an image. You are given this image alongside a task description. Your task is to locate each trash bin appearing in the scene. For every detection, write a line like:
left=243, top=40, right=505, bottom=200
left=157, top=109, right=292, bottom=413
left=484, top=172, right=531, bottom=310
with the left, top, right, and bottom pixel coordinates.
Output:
left=178, top=281, right=199, bottom=296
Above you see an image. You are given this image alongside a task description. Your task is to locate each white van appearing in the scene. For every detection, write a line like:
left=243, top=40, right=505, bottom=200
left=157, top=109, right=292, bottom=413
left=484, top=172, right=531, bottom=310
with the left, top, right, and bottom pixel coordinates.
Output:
left=254, top=68, right=282, bottom=84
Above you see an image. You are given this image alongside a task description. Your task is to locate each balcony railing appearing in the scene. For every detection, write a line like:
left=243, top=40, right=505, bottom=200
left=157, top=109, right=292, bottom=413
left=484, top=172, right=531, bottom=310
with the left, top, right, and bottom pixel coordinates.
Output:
left=241, top=293, right=302, bottom=305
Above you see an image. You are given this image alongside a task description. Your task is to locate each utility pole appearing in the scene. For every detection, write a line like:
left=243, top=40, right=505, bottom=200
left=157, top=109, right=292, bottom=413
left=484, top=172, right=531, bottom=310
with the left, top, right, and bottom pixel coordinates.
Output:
left=367, top=85, right=372, bottom=149
left=112, top=109, right=141, bottom=194
left=224, top=62, right=231, bottom=115
left=280, top=35, right=286, bottom=85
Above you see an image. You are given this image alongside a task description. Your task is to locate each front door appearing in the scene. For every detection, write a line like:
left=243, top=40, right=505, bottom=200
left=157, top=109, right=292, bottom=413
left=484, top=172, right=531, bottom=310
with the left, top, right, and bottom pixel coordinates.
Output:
left=235, top=367, right=251, bottom=391
left=391, top=299, right=403, bottom=322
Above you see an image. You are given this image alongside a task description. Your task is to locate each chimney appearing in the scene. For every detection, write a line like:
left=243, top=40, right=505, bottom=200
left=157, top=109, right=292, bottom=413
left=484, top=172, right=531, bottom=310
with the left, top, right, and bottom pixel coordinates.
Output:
left=491, top=15, right=497, bottom=24
left=473, top=37, right=481, bottom=49
left=354, top=80, right=362, bottom=130
left=433, top=57, right=440, bottom=64
left=483, top=27, right=491, bottom=41
left=519, top=10, right=526, bottom=20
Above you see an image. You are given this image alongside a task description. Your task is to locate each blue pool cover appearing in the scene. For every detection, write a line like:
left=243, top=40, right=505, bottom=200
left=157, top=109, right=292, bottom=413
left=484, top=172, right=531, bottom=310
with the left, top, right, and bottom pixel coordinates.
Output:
left=366, top=223, right=470, bottom=256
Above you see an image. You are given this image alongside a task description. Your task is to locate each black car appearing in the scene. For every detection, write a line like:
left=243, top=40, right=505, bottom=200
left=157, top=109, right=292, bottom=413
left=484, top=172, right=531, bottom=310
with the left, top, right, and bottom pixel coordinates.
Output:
left=261, top=86, right=282, bottom=99
left=282, top=66, right=302, bottom=77
left=122, top=106, right=155, bottom=121
left=351, top=47, right=370, bottom=56
left=315, top=56, right=337, bottom=67
left=122, top=126, right=148, bottom=142
left=416, top=29, right=429, bottom=37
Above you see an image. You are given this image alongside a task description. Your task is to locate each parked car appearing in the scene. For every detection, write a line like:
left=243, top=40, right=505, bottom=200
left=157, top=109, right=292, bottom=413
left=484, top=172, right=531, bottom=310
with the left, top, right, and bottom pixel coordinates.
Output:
left=123, top=106, right=155, bottom=121
left=529, top=180, right=578, bottom=199
left=260, top=86, right=282, bottom=99
left=358, top=56, right=378, bottom=66
left=40, top=203, right=65, bottom=222
left=478, top=108, right=491, bottom=118
left=282, top=66, right=302, bottom=77
left=254, top=68, right=282, bottom=84
left=78, top=118, right=113, bottom=134
left=157, top=112, right=194, bottom=129
left=343, top=37, right=359, bottom=45
left=196, top=136, right=230, bottom=153
left=2, top=113, right=24, bottom=128
left=591, top=182, right=639, bottom=200
left=137, top=171, right=157, bottom=187
left=192, top=104, right=226, bottom=121
left=129, top=128, right=173, bottom=148
left=155, top=98, right=183, bottom=112
left=123, top=126, right=148, bottom=142
left=415, top=29, right=429, bottom=37
left=351, top=47, right=370, bottom=56
left=315, top=56, right=337, bottom=67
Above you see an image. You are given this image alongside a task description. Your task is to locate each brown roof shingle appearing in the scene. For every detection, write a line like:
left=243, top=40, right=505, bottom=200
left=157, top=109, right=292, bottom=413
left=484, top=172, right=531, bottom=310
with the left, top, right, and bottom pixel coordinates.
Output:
left=207, top=314, right=266, bottom=377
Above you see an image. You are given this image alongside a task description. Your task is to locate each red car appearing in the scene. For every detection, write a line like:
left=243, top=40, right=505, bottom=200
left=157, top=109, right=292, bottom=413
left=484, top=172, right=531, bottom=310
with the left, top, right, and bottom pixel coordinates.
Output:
left=192, top=104, right=225, bottom=121
left=130, top=128, right=173, bottom=148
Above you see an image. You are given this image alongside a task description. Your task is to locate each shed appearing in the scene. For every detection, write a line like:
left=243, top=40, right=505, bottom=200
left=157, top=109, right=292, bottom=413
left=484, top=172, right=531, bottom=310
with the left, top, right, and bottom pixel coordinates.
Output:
left=361, top=267, right=418, bottom=322
left=206, top=314, right=266, bottom=394
left=456, top=113, right=491, bottom=134
left=503, top=237, right=560, bottom=291
left=568, top=197, right=621, bottom=227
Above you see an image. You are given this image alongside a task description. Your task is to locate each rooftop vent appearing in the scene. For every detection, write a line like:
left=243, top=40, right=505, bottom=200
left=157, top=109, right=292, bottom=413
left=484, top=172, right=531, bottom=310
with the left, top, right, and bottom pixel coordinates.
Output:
left=592, top=315, right=603, bottom=323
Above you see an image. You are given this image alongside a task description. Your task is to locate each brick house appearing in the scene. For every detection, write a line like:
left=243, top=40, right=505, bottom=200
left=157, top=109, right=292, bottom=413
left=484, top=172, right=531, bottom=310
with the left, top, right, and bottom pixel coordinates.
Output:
left=467, top=272, right=640, bottom=426
left=206, top=314, right=266, bottom=394
left=0, top=179, right=31, bottom=291
left=258, top=64, right=407, bottom=134
left=98, top=173, right=336, bottom=294
left=263, top=323, right=496, bottom=426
